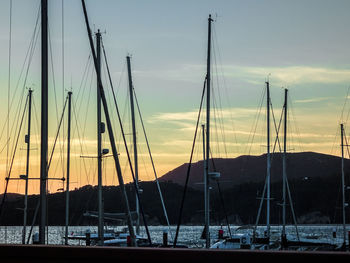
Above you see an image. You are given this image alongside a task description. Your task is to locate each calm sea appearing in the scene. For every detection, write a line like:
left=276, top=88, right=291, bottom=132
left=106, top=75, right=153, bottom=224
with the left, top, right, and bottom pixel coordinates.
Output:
left=0, top=225, right=346, bottom=248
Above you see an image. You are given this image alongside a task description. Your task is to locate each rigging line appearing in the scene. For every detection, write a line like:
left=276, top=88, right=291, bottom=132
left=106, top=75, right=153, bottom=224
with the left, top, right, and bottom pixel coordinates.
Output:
left=6, top=0, right=13, bottom=183
left=70, top=93, right=90, bottom=163
left=136, top=142, right=151, bottom=181
left=0, top=94, right=29, bottom=221
left=0, top=138, right=10, bottom=155
left=173, top=76, right=207, bottom=247
left=72, top=99, right=92, bottom=190
left=253, top=173, right=268, bottom=240
left=210, top=77, right=225, bottom=158
left=101, top=39, right=152, bottom=245
left=124, top=88, right=132, bottom=149
left=213, top=39, right=229, bottom=158
left=82, top=1, right=142, bottom=245
left=288, top=111, right=299, bottom=153
left=340, top=86, right=350, bottom=124
left=0, top=4, right=40, bottom=146
left=48, top=25, right=60, bottom=124
left=269, top=108, right=284, bottom=187
left=208, top=153, right=232, bottom=238
left=240, top=86, right=266, bottom=184
left=26, top=200, right=40, bottom=244
left=133, top=88, right=173, bottom=239
left=270, top=100, right=282, bottom=153
left=214, top=93, right=225, bottom=158
left=213, top=27, right=240, bottom=152
left=343, top=129, right=350, bottom=159
left=61, top=0, right=66, bottom=182
left=211, top=90, right=220, bottom=157
left=76, top=54, right=92, bottom=111
left=285, top=176, right=300, bottom=240
left=115, top=71, right=129, bottom=150
left=116, top=60, right=127, bottom=99
left=331, top=87, right=350, bottom=155
left=48, top=24, right=66, bottom=178
left=3, top=5, right=38, bottom=190
left=81, top=65, right=94, bottom=140
left=272, top=106, right=284, bottom=155
left=8, top=90, right=26, bottom=176
left=345, top=98, right=350, bottom=125
left=289, top=94, right=304, bottom=152
left=1, top=88, right=26, bottom=194
left=61, top=0, right=65, bottom=94
left=246, top=86, right=266, bottom=155
left=47, top=95, right=68, bottom=172
left=210, top=84, right=220, bottom=156
left=213, top=25, right=239, bottom=153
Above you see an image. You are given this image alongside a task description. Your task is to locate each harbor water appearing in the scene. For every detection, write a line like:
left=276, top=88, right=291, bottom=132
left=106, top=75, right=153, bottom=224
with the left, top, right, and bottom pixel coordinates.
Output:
left=0, top=225, right=346, bottom=248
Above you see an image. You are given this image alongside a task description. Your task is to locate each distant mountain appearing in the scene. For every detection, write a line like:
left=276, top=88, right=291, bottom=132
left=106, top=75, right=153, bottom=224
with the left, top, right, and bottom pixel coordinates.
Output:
left=159, top=152, right=348, bottom=190
left=0, top=193, right=22, bottom=202
left=0, top=152, right=348, bottom=226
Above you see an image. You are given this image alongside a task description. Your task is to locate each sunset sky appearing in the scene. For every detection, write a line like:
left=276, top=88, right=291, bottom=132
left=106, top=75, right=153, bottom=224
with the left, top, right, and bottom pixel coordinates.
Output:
left=0, top=0, right=350, bottom=194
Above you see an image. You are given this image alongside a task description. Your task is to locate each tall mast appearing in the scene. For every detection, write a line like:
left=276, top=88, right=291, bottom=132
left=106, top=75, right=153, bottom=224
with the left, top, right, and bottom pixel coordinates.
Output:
left=64, top=91, right=72, bottom=245
left=341, top=123, right=346, bottom=246
left=39, top=0, right=48, bottom=245
left=96, top=29, right=104, bottom=246
left=282, top=88, right=288, bottom=242
left=81, top=1, right=136, bottom=246
left=266, top=80, right=271, bottom=239
left=204, top=14, right=213, bottom=249
left=126, top=55, right=140, bottom=235
left=22, top=88, right=33, bottom=244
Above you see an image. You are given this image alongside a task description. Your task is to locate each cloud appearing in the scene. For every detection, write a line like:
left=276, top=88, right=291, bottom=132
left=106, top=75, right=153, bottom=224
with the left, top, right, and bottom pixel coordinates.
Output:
left=115, top=63, right=350, bottom=88
left=222, top=65, right=350, bottom=85
left=294, top=97, right=334, bottom=103
left=150, top=107, right=258, bottom=123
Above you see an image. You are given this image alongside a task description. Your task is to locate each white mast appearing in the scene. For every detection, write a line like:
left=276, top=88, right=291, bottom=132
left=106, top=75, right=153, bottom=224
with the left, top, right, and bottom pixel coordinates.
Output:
left=126, top=55, right=140, bottom=235
left=266, top=80, right=271, bottom=239
left=64, top=91, right=72, bottom=245
left=204, top=14, right=213, bottom=249
left=282, top=88, right=288, bottom=244
left=341, top=123, right=346, bottom=246
left=39, top=0, right=48, bottom=244
left=96, top=29, right=104, bottom=246
left=22, top=88, right=33, bottom=244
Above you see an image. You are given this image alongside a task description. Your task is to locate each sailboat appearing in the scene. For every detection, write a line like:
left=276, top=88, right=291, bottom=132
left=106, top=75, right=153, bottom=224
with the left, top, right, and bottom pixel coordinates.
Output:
left=67, top=28, right=140, bottom=246
left=282, top=123, right=347, bottom=251
left=211, top=81, right=274, bottom=250
left=68, top=16, right=173, bottom=246
left=65, top=0, right=140, bottom=247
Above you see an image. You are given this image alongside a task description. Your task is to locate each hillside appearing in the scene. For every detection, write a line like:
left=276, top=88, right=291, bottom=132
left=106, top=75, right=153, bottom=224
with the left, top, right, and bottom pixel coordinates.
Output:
left=0, top=152, right=348, bottom=226
left=159, top=152, right=349, bottom=190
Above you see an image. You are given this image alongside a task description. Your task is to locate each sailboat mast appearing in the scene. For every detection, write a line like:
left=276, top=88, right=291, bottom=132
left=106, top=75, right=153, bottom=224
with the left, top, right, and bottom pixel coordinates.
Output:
left=81, top=0, right=136, bottom=246
left=341, top=123, right=346, bottom=246
left=126, top=55, right=140, bottom=235
left=204, top=14, right=213, bottom=249
left=282, top=88, right=288, bottom=240
left=64, top=91, right=72, bottom=245
left=39, top=0, right=48, bottom=245
left=96, top=29, right=104, bottom=246
left=22, top=88, right=33, bottom=244
left=266, top=80, right=271, bottom=239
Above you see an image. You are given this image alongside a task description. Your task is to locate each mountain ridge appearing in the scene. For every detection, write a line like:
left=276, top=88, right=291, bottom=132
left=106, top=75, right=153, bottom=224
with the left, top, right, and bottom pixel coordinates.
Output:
left=159, top=152, right=348, bottom=190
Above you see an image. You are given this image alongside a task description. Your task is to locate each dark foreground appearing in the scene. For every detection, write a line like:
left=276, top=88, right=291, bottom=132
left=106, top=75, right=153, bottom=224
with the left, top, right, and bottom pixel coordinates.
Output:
left=0, top=244, right=349, bottom=263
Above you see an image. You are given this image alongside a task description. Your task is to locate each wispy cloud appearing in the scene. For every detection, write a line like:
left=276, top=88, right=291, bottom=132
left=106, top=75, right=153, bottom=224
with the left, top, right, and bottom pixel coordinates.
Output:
left=294, top=97, right=334, bottom=103
left=150, top=107, right=258, bottom=123
left=129, top=63, right=350, bottom=87
left=226, top=65, right=350, bottom=85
